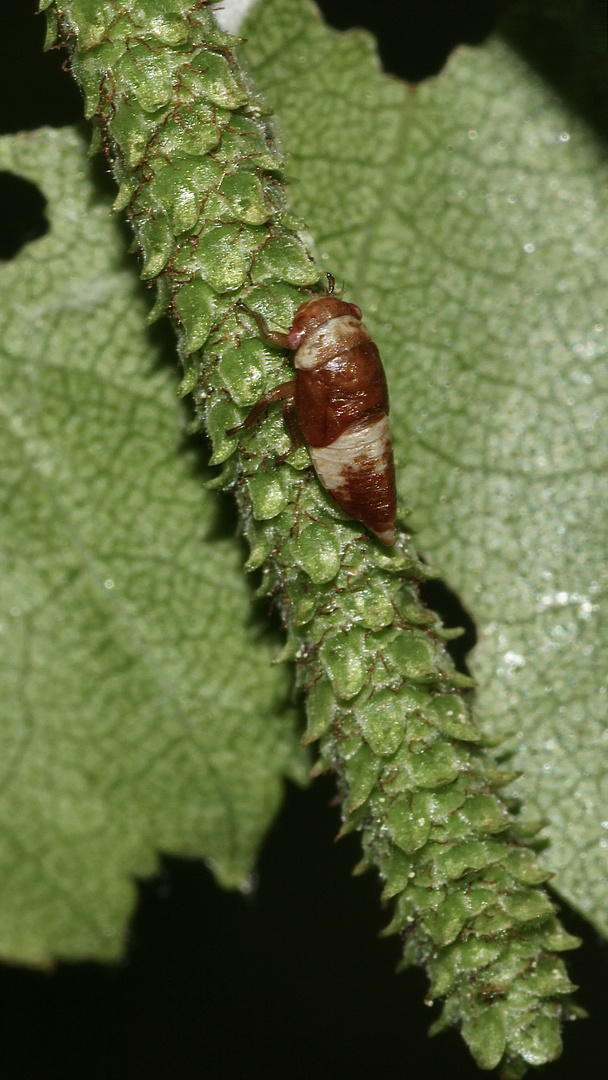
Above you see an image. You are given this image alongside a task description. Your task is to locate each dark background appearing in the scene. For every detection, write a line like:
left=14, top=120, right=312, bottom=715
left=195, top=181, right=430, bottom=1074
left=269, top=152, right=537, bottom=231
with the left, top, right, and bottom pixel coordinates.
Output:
left=1, top=1, right=608, bottom=1077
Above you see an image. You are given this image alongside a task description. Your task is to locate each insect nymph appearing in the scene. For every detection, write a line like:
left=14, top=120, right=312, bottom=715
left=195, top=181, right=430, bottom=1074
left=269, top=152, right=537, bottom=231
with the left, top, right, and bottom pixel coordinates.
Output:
left=230, top=278, right=397, bottom=546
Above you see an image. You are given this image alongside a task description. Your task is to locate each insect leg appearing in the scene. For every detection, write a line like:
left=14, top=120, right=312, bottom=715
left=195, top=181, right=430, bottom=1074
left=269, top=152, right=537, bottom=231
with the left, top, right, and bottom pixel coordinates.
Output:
left=240, top=305, right=292, bottom=349
left=227, top=380, right=295, bottom=435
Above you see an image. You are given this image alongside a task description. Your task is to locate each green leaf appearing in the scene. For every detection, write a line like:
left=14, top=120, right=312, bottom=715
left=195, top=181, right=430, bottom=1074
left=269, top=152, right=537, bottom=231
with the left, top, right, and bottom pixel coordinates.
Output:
left=0, top=127, right=307, bottom=963
left=240, top=0, right=608, bottom=935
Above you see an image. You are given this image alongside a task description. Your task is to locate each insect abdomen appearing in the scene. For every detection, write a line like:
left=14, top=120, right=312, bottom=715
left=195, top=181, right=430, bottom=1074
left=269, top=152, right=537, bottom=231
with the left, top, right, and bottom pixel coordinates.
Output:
left=308, top=414, right=396, bottom=546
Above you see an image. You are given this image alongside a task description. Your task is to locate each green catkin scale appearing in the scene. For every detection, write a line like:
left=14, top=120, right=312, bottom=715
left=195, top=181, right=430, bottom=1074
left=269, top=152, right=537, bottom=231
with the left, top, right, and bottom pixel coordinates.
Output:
left=42, top=0, right=580, bottom=1073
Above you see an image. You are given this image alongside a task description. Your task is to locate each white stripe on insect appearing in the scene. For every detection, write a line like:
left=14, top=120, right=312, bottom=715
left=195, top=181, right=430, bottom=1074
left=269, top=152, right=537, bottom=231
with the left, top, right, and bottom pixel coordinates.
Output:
left=294, top=315, right=363, bottom=371
left=309, top=414, right=391, bottom=494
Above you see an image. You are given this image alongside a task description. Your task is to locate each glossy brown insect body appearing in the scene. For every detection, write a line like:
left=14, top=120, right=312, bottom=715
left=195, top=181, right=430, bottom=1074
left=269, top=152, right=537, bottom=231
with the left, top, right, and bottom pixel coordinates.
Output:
left=231, top=288, right=397, bottom=546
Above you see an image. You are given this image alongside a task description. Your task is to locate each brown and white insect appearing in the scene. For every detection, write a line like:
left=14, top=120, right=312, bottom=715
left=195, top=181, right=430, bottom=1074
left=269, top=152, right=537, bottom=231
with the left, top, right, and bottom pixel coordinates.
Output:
left=229, top=277, right=397, bottom=546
